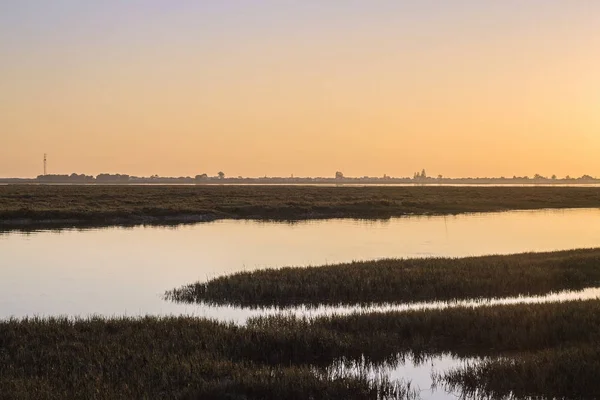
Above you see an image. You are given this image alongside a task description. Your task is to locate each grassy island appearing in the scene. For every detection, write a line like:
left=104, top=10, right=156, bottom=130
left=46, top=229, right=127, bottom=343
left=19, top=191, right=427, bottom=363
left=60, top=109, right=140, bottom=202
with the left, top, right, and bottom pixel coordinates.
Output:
left=1, top=185, right=599, bottom=229
left=167, top=249, right=600, bottom=307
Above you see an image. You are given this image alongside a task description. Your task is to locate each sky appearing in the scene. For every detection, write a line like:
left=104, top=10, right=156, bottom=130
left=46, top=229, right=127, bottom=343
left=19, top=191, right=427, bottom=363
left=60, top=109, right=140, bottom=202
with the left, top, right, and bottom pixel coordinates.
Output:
left=1, top=1, right=599, bottom=178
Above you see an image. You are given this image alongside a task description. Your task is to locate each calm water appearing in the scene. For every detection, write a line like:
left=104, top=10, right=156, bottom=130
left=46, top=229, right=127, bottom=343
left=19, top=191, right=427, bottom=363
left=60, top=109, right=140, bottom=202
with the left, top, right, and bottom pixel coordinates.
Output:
left=197, top=287, right=600, bottom=324
left=330, top=354, right=477, bottom=400
left=3, top=208, right=599, bottom=399
left=1, top=208, right=600, bottom=320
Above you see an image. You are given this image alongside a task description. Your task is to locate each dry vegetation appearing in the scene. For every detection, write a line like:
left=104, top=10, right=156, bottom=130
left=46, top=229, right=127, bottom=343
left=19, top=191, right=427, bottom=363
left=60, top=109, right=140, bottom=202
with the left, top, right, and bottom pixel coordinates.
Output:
left=1, top=184, right=599, bottom=229
left=0, top=316, right=413, bottom=400
left=440, top=346, right=600, bottom=399
left=3, top=300, right=600, bottom=398
left=241, top=300, right=600, bottom=363
left=167, top=249, right=600, bottom=307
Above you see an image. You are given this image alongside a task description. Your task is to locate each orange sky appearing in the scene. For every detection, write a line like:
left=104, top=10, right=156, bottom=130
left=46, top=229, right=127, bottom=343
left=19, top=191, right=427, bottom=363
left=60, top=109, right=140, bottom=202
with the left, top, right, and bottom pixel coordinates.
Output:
left=1, top=1, right=599, bottom=178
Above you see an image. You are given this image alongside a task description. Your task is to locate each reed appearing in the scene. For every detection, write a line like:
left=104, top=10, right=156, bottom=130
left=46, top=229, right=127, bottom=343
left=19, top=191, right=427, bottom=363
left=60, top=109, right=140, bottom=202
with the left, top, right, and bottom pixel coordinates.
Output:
left=4, top=300, right=600, bottom=371
left=239, top=300, right=600, bottom=364
left=167, top=249, right=600, bottom=307
left=4, top=299, right=600, bottom=398
left=440, top=346, right=600, bottom=400
left=2, top=184, right=599, bottom=229
left=0, top=316, right=414, bottom=400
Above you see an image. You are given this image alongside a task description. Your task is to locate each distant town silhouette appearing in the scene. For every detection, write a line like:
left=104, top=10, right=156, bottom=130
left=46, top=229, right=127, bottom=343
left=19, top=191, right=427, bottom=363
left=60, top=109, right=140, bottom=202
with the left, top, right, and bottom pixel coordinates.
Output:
left=1, top=170, right=598, bottom=185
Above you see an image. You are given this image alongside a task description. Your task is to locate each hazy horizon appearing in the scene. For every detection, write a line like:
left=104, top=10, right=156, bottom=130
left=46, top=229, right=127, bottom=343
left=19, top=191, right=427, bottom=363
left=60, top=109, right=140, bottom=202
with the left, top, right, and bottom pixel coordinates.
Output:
left=2, top=1, right=599, bottom=178
left=2, top=167, right=599, bottom=180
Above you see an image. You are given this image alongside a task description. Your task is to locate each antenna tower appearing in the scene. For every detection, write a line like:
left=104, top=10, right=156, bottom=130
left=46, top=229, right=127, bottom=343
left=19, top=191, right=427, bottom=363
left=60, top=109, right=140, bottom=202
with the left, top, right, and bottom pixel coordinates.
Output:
left=43, top=154, right=47, bottom=176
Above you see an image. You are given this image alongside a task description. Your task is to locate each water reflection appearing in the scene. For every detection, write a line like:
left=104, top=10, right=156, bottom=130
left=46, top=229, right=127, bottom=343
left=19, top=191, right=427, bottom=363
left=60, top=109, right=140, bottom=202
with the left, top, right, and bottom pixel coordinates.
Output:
left=330, top=353, right=562, bottom=400
left=181, top=287, right=600, bottom=324
left=1, top=208, right=600, bottom=318
left=328, top=354, right=478, bottom=400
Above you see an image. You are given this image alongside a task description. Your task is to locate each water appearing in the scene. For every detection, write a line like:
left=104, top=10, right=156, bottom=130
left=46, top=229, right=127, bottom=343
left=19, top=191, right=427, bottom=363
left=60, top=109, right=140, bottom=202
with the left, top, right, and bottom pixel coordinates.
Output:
left=1, top=208, right=600, bottom=319
left=3, top=208, right=599, bottom=399
left=192, top=287, right=600, bottom=324
left=329, top=354, right=476, bottom=400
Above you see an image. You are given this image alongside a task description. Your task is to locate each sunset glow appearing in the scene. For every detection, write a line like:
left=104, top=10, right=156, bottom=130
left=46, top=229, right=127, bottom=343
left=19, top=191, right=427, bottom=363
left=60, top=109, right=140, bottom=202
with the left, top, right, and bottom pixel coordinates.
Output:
left=2, top=1, right=599, bottom=178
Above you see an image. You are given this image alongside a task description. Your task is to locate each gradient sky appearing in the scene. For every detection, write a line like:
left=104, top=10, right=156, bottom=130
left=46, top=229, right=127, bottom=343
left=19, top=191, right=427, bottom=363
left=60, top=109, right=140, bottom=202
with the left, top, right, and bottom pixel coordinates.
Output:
left=1, top=1, right=599, bottom=178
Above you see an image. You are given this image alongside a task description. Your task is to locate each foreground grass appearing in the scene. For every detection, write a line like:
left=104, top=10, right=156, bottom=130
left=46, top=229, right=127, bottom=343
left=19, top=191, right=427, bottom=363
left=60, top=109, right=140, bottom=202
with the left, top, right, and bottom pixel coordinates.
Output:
left=242, top=300, right=600, bottom=364
left=0, top=317, right=412, bottom=400
left=1, top=185, right=599, bottom=229
left=441, top=346, right=600, bottom=400
left=5, top=298, right=600, bottom=398
left=167, top=249, right=600, bottom=307
left=3, top=301, right=600, bottom=398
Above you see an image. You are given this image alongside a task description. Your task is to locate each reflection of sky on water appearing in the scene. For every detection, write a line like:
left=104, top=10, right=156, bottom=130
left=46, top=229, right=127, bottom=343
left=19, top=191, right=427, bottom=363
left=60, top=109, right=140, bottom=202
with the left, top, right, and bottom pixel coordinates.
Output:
left=327, top=354, right=485, bottom=400
left=190, top=286, right=600, bottom=324
left=1, top=208, right=600, bottom=318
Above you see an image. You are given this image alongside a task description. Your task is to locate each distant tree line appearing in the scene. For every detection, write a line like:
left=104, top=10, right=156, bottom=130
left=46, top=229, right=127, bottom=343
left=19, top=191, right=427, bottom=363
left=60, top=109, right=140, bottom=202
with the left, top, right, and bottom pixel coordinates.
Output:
left=9, top=171, right=598, bottom=185
left=37, top=173, right=95, bottom=183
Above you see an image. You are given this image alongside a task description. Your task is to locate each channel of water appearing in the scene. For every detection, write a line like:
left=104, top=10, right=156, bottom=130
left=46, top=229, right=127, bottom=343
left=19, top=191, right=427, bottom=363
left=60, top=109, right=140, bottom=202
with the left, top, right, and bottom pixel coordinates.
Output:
left=3, top=208, right=600, bottom=399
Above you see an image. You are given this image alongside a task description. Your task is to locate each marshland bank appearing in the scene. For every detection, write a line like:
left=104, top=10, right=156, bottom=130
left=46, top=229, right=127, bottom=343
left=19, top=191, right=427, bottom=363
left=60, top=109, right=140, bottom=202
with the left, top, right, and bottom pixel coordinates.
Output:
left=1, top=184, right=599, bottom=229
left=440, top=345, right=600, bottom=399
left=0, top=317, right=412, bottom=400
left=4, top=300, right=600, bottom=399
left=168, top=249, right=600, bottom=307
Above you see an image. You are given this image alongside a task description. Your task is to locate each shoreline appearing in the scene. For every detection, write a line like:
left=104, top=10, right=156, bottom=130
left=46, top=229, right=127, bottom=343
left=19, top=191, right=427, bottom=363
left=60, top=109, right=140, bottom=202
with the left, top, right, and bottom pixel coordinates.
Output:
left=2, top=184, right=599, bottom=231
left=2, top=206, right=600, bottom=232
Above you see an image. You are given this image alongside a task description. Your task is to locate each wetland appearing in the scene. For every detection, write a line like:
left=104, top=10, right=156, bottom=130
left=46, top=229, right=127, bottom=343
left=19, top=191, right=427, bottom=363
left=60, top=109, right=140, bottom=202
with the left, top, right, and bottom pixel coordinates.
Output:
left=2, top=188, right=600, bottom=398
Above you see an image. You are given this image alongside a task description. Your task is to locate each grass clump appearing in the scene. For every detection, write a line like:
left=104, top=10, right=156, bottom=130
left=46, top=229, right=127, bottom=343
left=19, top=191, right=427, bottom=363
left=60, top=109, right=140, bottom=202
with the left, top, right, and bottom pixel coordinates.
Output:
left=4, top=300, right=600, bottom=398
left=440, top=346, right=600, bottom=400
left=1, top=184, right=599, bottom=229
left=241, top=300, right=600, bottom=364
left=167, top=249, right=600, bottom=307
left=0, top=316, right=414, bottom=400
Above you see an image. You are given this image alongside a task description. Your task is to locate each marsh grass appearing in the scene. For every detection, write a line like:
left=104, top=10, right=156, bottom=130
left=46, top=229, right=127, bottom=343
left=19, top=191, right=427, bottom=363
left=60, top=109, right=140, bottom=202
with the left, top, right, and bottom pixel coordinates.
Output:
left=1, top=185, right=599, bottom=229
left=439, top=346, right=600, bottom=400
left=0, top=317, right=414, bottom=400
left=4, top=299, right=600, bottom=398
left=3, top=301, right=600, bottom=373
left=240, top=300, right=600, bottom=364
left=167, top=249, right=600, bottom=307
